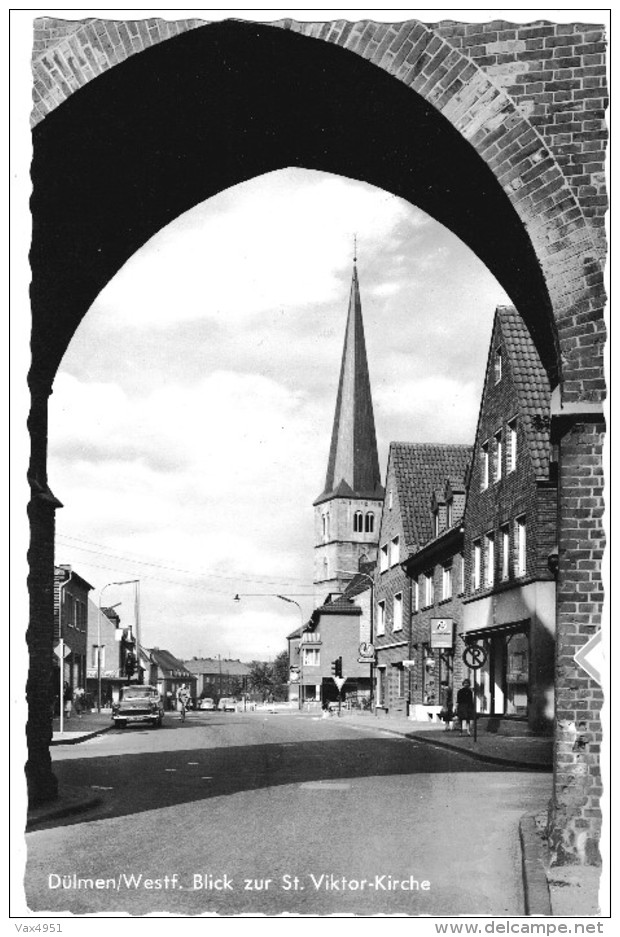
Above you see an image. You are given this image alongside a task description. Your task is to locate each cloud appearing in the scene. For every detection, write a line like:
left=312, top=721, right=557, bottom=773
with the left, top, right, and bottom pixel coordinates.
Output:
left=93, top=169, right=419, bottom=331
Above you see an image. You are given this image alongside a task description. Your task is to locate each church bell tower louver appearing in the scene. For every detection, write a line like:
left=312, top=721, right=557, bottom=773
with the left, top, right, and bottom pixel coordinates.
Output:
left=313, top=255, right=384, bottom=600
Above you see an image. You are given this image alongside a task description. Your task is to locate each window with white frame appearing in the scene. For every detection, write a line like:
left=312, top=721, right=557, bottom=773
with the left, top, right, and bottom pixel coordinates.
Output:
left=459, top=552, right=465, bottom=594
left=393, top=593, right=403, bottom=631
left=501, top=524, right=510, bottom=580
left=380, top=544, right=389, bottom=573
left=481, top=442, right=489, bottom=490
left=390, top=536, right=400, bottom=566
left=473, top=540, right=481, bottom=590
left=495, top=430, right=503, bottom=483
left=302, top=647, right=320, bottom=667
left=365, top=512, right=375, bottom=533
left=412, top=578, right=419, bottom=613
left=494, top=346, right=503, bottom=383
left=423, top=570, right=434, bottom=608
left=377, top=601, right=386, bottom=635
left=516, top=516, right=527, bottom=576
left=354, top=510, right=363, bottom=532
left=507, top=419, right=517, bottom=472
left=485, top=532, right=495, bottom=587
left=397, top=666, right=405, bottom=697
left=442, top=563, right=453, bottom=600
left=92, top=645, right=105, bottom=668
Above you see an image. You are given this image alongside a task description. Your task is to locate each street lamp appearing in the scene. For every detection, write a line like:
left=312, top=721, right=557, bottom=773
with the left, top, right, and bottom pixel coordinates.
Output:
left=336, top=569, right=375, bottom=709
left=233, top=592, right=309, bottom=709
left=98, top=579, right=139, bottom=712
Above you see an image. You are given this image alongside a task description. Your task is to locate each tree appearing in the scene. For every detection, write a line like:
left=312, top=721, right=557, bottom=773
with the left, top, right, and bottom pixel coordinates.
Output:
left=248, top=661, right=273, bottom=699
left=271, top=650, right=290, bottom=700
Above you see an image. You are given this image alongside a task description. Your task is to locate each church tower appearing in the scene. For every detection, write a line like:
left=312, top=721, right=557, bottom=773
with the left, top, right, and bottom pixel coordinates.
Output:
left=313, top=256, right=384, bottom=600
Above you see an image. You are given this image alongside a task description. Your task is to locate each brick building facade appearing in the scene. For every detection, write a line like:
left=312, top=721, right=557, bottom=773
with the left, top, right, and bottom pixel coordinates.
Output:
left=375, top=443, right=471, bottom=717
left=53, top=565, right=92, bottom=697
left=463, top=306, right=557, bottom=735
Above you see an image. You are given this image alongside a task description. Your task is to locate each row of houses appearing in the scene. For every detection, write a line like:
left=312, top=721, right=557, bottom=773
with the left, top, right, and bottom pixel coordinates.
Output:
left=51, top=575, right=252, bottom=710
left=288, top=260, right=557, bottom=736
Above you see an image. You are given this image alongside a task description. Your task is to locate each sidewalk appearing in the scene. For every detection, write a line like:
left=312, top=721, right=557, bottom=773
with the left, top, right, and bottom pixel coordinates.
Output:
left=51, top=710, right=115, bottom=745
left=331, top=709, right=601, bottom=916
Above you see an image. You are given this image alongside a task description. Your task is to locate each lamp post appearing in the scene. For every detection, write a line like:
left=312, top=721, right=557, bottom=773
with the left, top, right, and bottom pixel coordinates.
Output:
left=336, top=569, right=375, bottom=709
left=98, top=579, right=139, bottom=712
left=233, top=593, right=309, bottom=709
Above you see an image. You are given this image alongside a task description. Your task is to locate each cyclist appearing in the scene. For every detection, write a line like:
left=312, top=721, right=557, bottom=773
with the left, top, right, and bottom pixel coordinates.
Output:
left=177, top=684, right=190, bottom=722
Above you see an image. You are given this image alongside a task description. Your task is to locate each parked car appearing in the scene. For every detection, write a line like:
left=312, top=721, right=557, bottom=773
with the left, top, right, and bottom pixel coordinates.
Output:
left=112, top=685, right=164, bottom=728
left=218, top=697, right=237, bottom=712
left=198, top=697, right=215, bottom=711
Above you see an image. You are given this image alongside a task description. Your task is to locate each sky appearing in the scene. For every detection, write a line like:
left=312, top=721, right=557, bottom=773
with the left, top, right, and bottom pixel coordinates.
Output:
left=46, top=167, right=510, bottom=661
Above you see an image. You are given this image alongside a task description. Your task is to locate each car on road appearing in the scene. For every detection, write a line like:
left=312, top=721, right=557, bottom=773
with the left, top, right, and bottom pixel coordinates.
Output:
left=218, top=697, right=237, bottom=712
left=112, top=685, right=164, bottom=729
left=198, top=697, right=216, bottom=711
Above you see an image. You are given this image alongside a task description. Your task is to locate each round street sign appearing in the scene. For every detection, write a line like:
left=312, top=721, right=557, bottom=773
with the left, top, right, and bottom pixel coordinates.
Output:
left=462, top=644, right=487, bottom=670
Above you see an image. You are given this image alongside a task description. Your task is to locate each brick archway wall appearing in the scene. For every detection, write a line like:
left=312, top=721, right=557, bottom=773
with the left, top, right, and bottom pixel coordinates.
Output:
left=32, top=15, right=607, bottom=402
left=28, top=17, right=606, bottom=865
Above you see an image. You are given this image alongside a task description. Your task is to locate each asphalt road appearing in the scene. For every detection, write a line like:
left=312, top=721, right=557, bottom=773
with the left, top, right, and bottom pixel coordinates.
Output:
left=25, top=711, right=551, bottom=916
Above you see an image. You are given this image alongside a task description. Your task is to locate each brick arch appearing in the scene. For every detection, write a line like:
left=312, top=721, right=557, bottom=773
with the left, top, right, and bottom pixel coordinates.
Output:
left=31, top=16, right=606, bottom=404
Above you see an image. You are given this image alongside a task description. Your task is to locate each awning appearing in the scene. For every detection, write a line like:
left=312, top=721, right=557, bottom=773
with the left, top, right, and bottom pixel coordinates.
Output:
left=462, top=618, right=530, bottom=640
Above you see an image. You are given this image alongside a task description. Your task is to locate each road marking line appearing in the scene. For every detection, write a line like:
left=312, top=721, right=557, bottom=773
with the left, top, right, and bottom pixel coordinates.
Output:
left=90, top=785, right=113, bottom=790
left=164, top=768, right=177, bottom=772
left=187, top=762, right=199, bottom=765
left=201, top=777, right=212, bottom=780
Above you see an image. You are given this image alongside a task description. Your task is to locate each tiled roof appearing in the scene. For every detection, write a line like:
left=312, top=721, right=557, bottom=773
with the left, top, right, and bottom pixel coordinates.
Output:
left=497, top=306, right=551, bottom=479
left=184, top=658, right=252, bottom=676
left=147, top=648, right=195, bottom=678
left=390, top=442, right=472, bottom=551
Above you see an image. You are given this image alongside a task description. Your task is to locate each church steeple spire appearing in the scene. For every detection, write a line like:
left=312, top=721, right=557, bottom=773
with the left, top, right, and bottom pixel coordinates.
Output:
left=315, top=258, right=383, bottom=506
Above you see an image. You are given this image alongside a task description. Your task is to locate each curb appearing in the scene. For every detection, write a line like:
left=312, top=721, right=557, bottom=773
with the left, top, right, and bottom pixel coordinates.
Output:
left=51, top=724, right=114, bottom=746
left=343, top=718, right=552, bottom=771
left=519, top=815, right=552, bottom=915
left=26, top=789, right=104, bottom=831
left=405, top=732, right=553, bottom=771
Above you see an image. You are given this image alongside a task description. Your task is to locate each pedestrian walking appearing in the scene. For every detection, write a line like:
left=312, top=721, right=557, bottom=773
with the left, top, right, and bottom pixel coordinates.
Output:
left=74, top=686, right=85, bottom=717
left=63, top=681, right=73, bottom=720
left=456, top=679, right=475, bottom=735
left=439, top=681, right=454, bottom=731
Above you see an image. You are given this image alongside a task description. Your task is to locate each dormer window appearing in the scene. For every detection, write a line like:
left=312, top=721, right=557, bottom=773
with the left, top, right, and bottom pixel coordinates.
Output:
left=494, top=347, right=503, bottom=383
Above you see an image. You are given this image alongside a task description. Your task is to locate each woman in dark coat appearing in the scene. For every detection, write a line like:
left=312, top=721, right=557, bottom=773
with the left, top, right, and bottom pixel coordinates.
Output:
left=456, top=679, right=475, bottom=735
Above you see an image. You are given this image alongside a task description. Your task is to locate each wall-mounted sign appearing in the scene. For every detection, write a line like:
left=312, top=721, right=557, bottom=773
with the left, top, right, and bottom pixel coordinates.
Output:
left=430, top=618, right=454, bottom=649
left=358, top=642, right=375, bottom=663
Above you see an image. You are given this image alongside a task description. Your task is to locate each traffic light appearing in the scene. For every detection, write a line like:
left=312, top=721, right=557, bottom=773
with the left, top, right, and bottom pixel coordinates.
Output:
left=331, top=659, right=338, bottom=676
left=335, top=657, right=342, bottom=678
